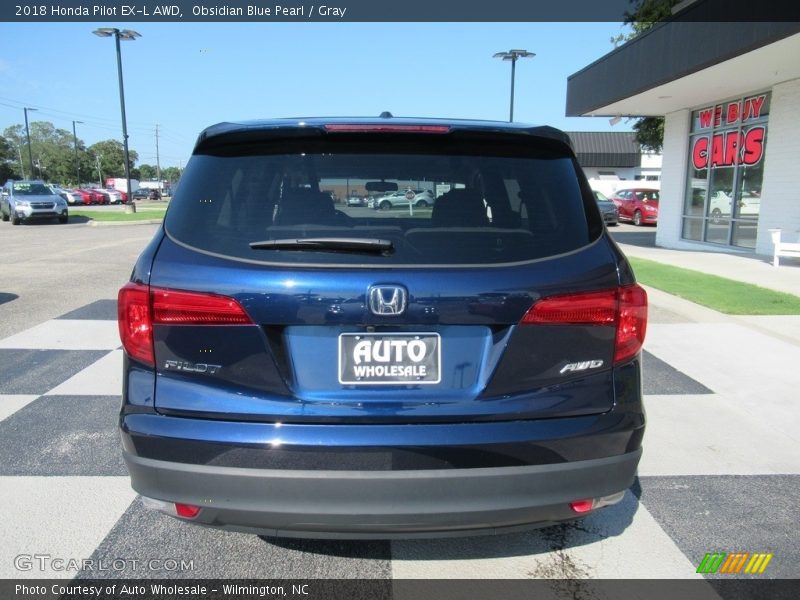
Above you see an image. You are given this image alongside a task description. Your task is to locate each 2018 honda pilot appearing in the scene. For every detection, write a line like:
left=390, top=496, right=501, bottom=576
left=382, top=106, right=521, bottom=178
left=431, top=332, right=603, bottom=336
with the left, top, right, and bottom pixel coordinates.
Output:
left=118, top=116, right=647, bottom=539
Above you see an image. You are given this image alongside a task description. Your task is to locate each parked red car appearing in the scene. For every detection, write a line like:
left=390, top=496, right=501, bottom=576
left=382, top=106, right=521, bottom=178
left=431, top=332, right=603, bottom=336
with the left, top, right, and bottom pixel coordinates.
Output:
left=610, top=188, right=660, bottom=226
left=74, top=189, right=99, bottom=205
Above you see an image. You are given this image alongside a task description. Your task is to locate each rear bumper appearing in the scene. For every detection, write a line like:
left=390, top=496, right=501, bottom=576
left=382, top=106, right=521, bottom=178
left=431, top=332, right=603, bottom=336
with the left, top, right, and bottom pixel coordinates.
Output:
left=124, top=448, right=641, bottom=539
left=121, top=359, right=645, bottom=538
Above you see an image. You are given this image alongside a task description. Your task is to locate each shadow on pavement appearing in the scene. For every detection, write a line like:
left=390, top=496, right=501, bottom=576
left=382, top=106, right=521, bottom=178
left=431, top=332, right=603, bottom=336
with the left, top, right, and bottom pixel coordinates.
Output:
left=0, top=293, right=18, bottom=306
left=11, top=216, right=91, bottom=224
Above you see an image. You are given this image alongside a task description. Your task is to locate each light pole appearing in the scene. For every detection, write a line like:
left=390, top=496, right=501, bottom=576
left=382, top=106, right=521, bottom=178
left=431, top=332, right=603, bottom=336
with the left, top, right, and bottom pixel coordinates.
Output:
left=93, top=27, right=140, bottom=210
left=72, top=120, right=83, bottom=186
left=493, top=49, right=535, bottom=122
left=23, top=107, right=37, bottom=178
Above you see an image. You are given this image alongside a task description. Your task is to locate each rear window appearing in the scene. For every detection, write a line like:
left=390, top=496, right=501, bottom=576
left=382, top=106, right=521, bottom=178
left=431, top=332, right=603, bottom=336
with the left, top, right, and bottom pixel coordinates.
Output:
left=165, top=137, right=599, bottom=266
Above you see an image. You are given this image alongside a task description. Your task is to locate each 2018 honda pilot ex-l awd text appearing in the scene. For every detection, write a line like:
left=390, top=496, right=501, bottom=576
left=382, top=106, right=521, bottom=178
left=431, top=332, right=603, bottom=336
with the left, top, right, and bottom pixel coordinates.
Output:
left=118, top=117, right=647, bottom=539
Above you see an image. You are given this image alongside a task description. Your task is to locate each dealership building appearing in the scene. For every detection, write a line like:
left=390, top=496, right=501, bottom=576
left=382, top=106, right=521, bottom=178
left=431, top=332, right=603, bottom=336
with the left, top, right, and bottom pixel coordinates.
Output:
left=566, top=3, right=800, bottom=256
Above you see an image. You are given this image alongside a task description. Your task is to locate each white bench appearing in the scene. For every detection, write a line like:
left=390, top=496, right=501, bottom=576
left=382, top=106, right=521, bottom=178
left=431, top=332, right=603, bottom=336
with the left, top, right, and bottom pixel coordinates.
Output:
left=770, top=229, right=800, bottom=267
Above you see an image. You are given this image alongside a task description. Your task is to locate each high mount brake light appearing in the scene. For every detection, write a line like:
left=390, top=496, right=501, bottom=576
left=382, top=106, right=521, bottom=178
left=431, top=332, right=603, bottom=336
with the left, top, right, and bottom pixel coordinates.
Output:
left=323, top=124, right=451, bottom=133
left=118, top=284, right=253, bottom=367
left=521, top=285, right=648, bottom=365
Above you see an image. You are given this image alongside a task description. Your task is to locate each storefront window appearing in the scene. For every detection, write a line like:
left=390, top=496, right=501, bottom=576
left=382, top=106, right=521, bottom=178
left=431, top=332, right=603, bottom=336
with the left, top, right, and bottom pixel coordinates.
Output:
left=682, top=93, right=769, bottom=249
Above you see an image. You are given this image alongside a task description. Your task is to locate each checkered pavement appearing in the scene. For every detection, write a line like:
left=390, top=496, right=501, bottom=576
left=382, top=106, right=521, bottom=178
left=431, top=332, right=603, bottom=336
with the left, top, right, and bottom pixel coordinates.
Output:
left=0, top=300, right=797, bottom=580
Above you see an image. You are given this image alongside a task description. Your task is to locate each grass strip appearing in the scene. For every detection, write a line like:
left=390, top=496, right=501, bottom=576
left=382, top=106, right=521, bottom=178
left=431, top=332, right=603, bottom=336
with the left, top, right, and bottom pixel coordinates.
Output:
left=70, top=210, right=165, bottom=222
left=629, top=256, right=800, bottom=315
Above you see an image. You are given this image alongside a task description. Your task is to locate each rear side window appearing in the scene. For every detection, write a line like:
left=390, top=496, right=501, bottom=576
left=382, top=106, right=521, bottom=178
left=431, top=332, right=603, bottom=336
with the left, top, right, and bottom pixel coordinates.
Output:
left=166, top=137, right=598, bottom=266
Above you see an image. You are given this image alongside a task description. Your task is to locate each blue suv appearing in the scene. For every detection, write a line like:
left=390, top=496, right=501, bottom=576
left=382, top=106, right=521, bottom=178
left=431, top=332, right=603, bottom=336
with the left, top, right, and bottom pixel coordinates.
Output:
left=118, top=117, right=647, bottom=538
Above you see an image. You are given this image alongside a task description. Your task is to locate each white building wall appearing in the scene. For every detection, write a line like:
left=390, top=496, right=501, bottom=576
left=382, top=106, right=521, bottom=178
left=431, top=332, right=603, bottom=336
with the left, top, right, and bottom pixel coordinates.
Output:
left=756, top=77, right=800, bottom=255
left=655, top=109, right=691, bottom=249
left=657, top=80, right=800, bottom=255
left=640, top=152, right=663, bottom=170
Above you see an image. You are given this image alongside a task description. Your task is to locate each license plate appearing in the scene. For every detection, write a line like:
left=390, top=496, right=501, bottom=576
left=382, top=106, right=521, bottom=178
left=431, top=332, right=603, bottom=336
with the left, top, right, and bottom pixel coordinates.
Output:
left=338, top=332, right=441, bottom=385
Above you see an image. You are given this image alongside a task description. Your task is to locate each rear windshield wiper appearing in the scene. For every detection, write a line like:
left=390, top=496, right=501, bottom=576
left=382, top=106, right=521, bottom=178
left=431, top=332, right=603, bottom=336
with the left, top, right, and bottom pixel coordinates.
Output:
left=249, top=237, right=394, bottom=255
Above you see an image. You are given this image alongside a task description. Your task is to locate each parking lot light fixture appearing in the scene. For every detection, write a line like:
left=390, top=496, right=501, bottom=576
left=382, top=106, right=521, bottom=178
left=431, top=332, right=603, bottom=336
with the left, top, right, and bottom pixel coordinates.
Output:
left=23, top=107, right=37, bottom=178
left=93, top=27, right=141, bottom=211
left=493, top=49, right=535, bottom=122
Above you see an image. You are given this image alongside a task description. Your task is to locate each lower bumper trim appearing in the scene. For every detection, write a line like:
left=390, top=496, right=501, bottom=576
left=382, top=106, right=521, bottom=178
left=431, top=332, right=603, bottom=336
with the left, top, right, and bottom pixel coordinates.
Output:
left=124, top=448, right=642, bottom=539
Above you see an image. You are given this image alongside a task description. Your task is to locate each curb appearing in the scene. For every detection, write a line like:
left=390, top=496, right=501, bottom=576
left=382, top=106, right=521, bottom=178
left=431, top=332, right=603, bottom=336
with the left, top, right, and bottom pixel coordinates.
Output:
left=643, top=285, right=800, bottom=348
left=86, top=219, right=163, bottom=227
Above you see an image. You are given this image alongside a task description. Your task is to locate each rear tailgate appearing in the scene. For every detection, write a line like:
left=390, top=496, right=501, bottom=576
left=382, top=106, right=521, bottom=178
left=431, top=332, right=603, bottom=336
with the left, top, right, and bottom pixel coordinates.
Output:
left=150, top=235, right=621, bottom=423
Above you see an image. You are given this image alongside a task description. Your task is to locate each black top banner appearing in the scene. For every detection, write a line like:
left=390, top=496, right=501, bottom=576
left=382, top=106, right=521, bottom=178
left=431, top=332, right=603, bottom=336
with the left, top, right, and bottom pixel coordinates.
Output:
left=2, top=0, right=800, bottom=22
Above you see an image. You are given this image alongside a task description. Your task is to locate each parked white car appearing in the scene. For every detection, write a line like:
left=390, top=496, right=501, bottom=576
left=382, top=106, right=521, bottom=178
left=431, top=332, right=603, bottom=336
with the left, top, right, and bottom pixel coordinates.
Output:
left=709, top=191, right=760, bottom=222
left=51, top=187, right=83, bottom=205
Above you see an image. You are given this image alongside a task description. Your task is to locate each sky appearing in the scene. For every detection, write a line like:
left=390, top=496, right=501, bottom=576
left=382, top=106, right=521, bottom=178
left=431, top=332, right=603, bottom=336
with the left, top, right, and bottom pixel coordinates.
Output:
left=0, top=21, right=631, bottom=171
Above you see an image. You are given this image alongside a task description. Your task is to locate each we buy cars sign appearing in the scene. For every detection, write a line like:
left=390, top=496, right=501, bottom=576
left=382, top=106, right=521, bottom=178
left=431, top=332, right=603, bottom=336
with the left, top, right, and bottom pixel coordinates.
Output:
left=691, top=94, right=767, bottom=170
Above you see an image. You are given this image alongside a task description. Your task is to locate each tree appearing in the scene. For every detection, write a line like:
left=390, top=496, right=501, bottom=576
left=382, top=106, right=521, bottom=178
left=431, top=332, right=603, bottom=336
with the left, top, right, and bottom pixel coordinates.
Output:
left=3, top=125, right=29, bottom=178
left=3, top=122, right=77, bottom=182
left=632, top=118, right=665, bottom=153
left=88, top=140, right=138, bottom=181
left=3, top=121, right=100, bottom=185
left=0, top=135, right=21, bottom=182
left=138, top=163, right=158, bottom=180
left=161, top=166, right=181, bottom=184
left=611, top=0, right=682, bottom=152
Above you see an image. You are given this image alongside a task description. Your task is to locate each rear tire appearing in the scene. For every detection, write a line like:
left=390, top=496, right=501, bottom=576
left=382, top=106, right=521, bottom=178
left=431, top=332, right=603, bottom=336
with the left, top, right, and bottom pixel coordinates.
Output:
left=415, top=200, right=428, bottom=208
left=2, top=210, right=8, bottom=222
left=379, top=200, right=391, bottom=211
left=633, top=210, right=643, bottom=226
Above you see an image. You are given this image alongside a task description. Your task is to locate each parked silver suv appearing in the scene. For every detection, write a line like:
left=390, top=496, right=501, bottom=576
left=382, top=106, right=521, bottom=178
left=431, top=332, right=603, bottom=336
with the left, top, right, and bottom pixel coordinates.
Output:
left=370, top=188, right=435, bottom=209
left=1, top=180, right=69, bottom=225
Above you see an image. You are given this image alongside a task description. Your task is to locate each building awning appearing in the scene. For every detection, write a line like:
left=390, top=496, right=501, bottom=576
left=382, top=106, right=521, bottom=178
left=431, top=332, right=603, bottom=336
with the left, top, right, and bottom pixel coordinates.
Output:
left=566, top=132, right=641, bottom=167
left=566, top=1, right=800, bottom=117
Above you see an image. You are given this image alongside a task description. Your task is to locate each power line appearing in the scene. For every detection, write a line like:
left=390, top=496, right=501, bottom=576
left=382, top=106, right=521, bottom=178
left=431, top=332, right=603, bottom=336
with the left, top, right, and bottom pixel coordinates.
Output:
left=0, top=94, right=160, bottom=128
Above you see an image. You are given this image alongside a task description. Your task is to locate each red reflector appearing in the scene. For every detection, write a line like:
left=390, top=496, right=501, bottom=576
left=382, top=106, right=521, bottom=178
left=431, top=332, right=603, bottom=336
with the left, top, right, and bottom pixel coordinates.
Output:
left=151, top=289, right=252, bottom=325
left=118, top=282, right=154, bottom=366
left=521, top=289, right=617, bottom=326
left=521, top=284, right=648, bottom=366
left=324, top=124, right=450, bottom=133
left=570, top=499, right=595, bottom=514
left=174, top=503, right=201, bottom=518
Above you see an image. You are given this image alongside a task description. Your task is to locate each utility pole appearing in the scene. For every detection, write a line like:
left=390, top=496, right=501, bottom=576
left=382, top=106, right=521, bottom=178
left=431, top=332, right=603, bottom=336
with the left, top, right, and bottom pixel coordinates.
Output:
left=155, top=124, right=162, bottom=190
left=16, top=146, right=26, bottom=179
left=72, top=121, right=83, bottom=186
left=95, top=155, right=103, bottom=188
left=23, top=107, right=37, bottom=177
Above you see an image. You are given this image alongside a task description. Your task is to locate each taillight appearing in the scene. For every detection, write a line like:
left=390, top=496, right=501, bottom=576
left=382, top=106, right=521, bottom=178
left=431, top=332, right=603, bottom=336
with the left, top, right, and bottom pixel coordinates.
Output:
left=521, top=289, right=617, bottom=326
left=117, top=284, right=253, bottom=367
left=118, top=282, right=154, bottom=366
left=521, top=285, right=648, bottom=366
left=151, top=289, right=252, bottom=325
left=614, top=285, right=648, bottom=364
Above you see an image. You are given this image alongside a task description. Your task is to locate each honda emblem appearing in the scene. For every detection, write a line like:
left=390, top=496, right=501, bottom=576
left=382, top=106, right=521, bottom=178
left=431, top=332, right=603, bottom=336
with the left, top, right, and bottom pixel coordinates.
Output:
left=368, top=285, right=407, bottom=316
